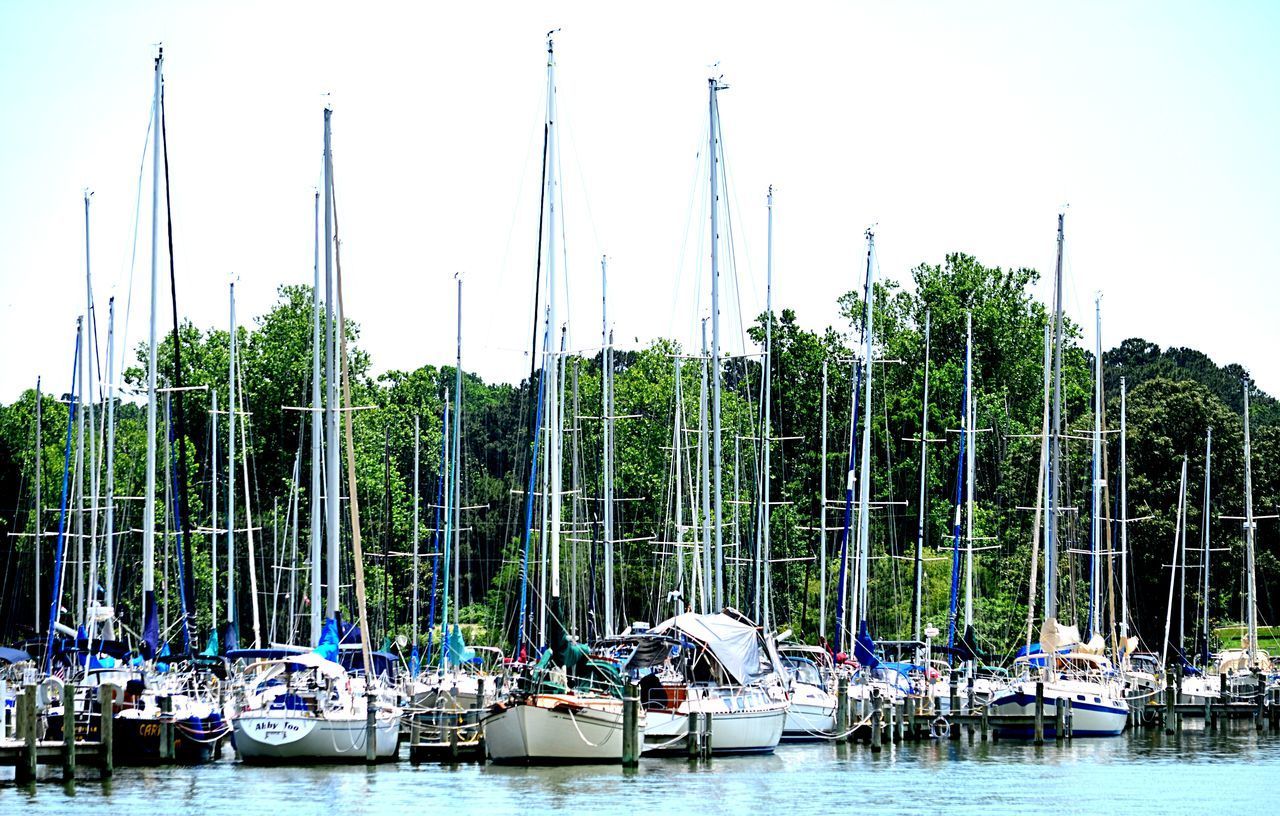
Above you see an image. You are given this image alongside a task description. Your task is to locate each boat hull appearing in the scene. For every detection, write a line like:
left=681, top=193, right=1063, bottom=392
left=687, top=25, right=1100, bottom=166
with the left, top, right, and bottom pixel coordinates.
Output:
left=483, top=698, right=628, bottom=764
left=987, top=681, right=1128, bottom=738
left=643, top=701, right=786, bottom=755
left=232, top=712, right=400, bottom=762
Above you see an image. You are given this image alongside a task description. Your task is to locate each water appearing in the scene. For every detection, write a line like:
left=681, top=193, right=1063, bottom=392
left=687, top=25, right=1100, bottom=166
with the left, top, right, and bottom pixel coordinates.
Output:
left=6, top=723, right=1276, bottom=815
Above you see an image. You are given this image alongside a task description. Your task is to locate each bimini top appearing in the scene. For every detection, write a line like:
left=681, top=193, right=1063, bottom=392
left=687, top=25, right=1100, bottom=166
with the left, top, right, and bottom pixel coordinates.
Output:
left=651, top=611, right=779, bottom=686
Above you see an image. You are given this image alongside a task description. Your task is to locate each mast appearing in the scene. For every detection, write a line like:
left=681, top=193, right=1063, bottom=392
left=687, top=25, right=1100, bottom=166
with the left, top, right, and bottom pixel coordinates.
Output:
left=411, top=416, right=420, bottom=655
left=34, top=376, right=42, bottom=634
left=226, top=282, right=237, bottom=646
left=1045, top=212, right=1065, bottom=622
left=698, top=320, right=712, bottom=613
left=819, top=360, right=829, bottom=639
left=210, top=388, right=218, bottom=626
left=1090, top=296, right=1103, bottom=639
left=963, top=311, right=975, bottom=634
left=913, top=312, right=931, bottom=642
left=450, top=277, right=464, bottom=628
left=141, top=47, right=163, bottom=650
left=1243, top=381, right=1258, bottom=666
left=1200, top=426, right=1212, bottom=663
left=673, top=352, right=685, bottom=608
left=323, top=105, right=340, bottom=621
left=82, top=190, right=100, bottom=629
left=760, top=185, right=774, bottom=628
left=1161, top=458, right=1188, bottom=669
left=601, top=256, right=614, bottom=634
left=543, top=33, right=561, bottom=640
left=854, top=229, right=876, bottom=626
left=1119, top=377, right=1128, bottom=639
left=309, top=187, right=322, bottom=644
left=708, top=75, right=728, bottom=611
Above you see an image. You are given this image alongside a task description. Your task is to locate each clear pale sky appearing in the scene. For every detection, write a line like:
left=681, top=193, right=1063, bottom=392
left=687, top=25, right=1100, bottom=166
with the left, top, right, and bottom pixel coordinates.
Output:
left=1, top=1, right=1277, bottom=401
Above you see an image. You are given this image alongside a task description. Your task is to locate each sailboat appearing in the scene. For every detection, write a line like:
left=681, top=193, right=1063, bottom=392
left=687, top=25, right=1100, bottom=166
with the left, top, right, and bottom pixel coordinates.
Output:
left=482, top=34, right=639, bottom=765
left=230, top=104, right=400, bottom=762
left=987, top=213, right=1129, bottom=737
left=1212, top=382, right=1272, bottom=699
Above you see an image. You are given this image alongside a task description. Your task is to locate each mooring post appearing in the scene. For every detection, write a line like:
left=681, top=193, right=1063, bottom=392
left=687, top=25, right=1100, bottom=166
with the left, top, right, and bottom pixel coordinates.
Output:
left=703, top=712, right=714, bottom=758
left=1033, top=681, right=1045, bottom=746
left=1164, top=675, right=1175, bottom=735
left=16, top=688, right=35, bottom=784
left=894, top=701, right=904, bottom=743
left=448, top=712, right=459, bottom=761
left=905, top=696, right=917, bottom=740
left=980, top=698, right=989, bottom=742
left=62, top=682, right=77, bottom=781
left=215, top=681, right=225, bottom=760
left=622, top=680, right=639, bottom=768
left=98, top=685, right=115, bottom=779
left=1064, top=699, right=1074, bottom=739
left=687, top=708, right=700, bottom=760
left=1055, top=697, right=1065, bottom=743
left=365, top=691, right=377, bottom=764
left=870, top=690, right=883, bottom=753
left=1256, top=675, right=1265, bottom=732
left=477, top=677, right=488, bottom=740
left=949, top=674, right=959, bottom=718
left=835, top=675, right=849, bottom=738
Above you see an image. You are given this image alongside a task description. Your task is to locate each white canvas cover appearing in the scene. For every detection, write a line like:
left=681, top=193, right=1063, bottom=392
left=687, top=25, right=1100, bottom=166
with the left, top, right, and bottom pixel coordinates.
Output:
left=652, top=612, right=767, bottom=685
left=1038, top=619, right=1082, bottom=655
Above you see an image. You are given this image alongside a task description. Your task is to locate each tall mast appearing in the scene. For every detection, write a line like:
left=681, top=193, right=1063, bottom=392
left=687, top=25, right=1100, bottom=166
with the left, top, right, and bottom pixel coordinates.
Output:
left=226, top=282, right=237, bottom=643
left=543, top=34, right=562, bottom=635
left=323, top=105, right=340, bottom=621
left=450, top=277, right=464, bottom=627
left=82, top=189, right=100, bottom=627
left=309, top=187, right=322, bottom=644
left=1090, top=296, right=1103, bottom=638
left=1200, top=426, right=1212, bottom=663
left=601, top=256, right=614, bottom=634
left=34, top=376, right=42, bottom=634
left=913, top=311, right=931, bottom=642
left=760, top=186, right=774, bottom=628
left=698, top=320, right=712, bottom=613
left=673, top=352, right=685, bottom=608
left=142, top=47, right=163, bottom=646
left=708, top=75, right=728, bottom=611
left=819, top=360, right=829, bottom=639
left=1243, top=381, right=1258, bottom=665
left=411, top=416, right=420, bottom=654
left=1119, top=377, right=1128, bottom=639
left=210, top=388, right=218, bottom=626
left=854, top=229, right=876, bottom=625
left=1161, top=458, right=1188, bottom=668
left=1045, top=212, right=1066, bottom=622
left=963, top=311, right=975, bottom=634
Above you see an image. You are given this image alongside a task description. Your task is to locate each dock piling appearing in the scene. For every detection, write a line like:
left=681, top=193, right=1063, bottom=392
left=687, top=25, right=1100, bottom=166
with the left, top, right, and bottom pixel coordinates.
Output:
left=1033, top=681, right=1045, bottom=746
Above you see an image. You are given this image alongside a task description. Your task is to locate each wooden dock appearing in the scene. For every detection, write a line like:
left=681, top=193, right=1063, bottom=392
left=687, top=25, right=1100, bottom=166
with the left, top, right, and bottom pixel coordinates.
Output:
left=0, top=682, right=116, bottom=784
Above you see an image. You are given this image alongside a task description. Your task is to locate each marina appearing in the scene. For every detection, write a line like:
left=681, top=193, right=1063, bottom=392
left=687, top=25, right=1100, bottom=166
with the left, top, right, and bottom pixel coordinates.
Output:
left=2, top=4, right=1280, bottom=813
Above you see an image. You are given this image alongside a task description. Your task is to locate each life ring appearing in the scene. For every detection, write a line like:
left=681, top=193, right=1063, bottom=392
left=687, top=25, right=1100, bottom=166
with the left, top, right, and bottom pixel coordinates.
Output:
left=37, top=676, right=65, bottom=710
left=930, top=715, right=949, bottom=739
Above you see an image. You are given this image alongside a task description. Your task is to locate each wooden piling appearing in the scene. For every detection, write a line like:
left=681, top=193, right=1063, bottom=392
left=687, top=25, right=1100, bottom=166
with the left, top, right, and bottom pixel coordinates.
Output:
left=18, top=687, right=37, bottom=784
left=703, top=712, right=713, bottom=758
left=906, top=696, right=916, bottom=740
left=365, top=691, right=377, bottom=764
left=687, top=709, right=700, bottom=760
left=1064, top=699, right=1073, bottom=739
left=1055, top=697, right=1065, bottom=743
left=97, top=685, right=115, bottom=779
left=621, top=681, right=639, bottom=768
left=62, top=683, right=77, bottom=780
left=980, top=700, right=989, bottom=742
left=1164, top=676, right=1175, bottom=735
left=835, top=676, right=849, bottom=738
left=1033, top=681, right=1045, bottom=746
left=870, top=691, right=883, bottom=753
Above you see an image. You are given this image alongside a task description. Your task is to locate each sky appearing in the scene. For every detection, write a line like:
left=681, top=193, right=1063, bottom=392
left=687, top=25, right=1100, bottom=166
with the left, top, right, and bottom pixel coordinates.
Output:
left=1, top=1, right=1277, bottom=402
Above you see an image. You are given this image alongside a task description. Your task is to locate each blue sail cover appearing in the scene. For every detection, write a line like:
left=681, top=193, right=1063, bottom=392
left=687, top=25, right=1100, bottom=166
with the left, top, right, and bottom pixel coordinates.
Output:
left=142, top=590, right=159, bottom=659
left=202, top=629, right=219, bottom=657
left=854, top=620, right=880, bottom=669
left=447, top=624, right=477, bottom=666
left=409, top=645, right=420, bottom=676
left=313, top=617, right=340, bottom=662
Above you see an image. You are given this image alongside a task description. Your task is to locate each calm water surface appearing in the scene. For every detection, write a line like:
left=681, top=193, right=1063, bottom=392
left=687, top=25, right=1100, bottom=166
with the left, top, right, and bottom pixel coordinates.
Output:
left=5, top=723, right=1275, bottom=815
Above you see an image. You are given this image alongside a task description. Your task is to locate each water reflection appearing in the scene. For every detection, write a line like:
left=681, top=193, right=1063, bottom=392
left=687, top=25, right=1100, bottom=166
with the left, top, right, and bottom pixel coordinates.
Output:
left=4, top=723, right=1278, bottom=815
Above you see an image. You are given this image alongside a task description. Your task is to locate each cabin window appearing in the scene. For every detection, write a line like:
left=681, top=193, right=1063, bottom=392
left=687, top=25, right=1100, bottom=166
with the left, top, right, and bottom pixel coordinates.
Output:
left=1076, top=695, right=1085, bottom=701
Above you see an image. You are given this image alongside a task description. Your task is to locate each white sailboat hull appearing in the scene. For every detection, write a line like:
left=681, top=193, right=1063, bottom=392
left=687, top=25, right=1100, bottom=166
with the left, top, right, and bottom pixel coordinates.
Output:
left=232, top=711, right=400, bottom=762
left=987, top=678, right=1128, bottom=737
left=643, top=698, right=786, bottom=755
left=483, top=697, right=629, bottom=764
left=783, top=683, right=837, bottom=740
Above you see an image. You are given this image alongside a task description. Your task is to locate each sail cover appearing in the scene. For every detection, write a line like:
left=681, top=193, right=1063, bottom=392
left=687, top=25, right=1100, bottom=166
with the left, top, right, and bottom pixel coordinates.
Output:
left=652, top=612, right=768, bottom=685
